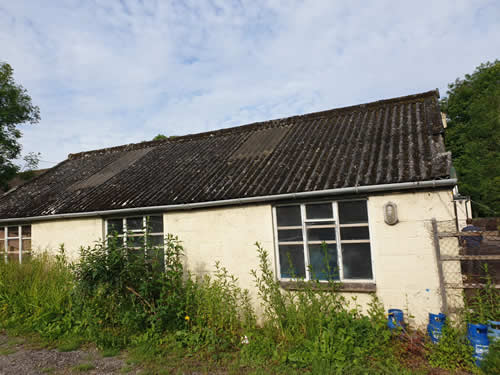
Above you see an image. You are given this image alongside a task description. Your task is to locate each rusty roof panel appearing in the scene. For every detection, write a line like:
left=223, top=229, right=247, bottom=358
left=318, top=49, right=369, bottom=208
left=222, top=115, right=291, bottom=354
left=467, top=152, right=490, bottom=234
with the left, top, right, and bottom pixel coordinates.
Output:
left=0, top=90, right=451, bottom=219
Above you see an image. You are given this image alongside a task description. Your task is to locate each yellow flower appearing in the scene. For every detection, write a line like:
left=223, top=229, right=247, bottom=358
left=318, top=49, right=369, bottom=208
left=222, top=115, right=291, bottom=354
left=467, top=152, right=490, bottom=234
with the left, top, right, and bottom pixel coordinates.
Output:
left=185, top=315, right=190, bottom=321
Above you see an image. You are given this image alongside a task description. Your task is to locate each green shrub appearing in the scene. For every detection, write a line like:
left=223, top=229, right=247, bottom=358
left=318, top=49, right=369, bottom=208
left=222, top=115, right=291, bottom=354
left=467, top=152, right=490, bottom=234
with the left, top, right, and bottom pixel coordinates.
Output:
left=250, top=243, right=394, bottom=371
left=426, top=322, right=475, bottom=371
left=181, top=262, right=256, bottom=353
left=481, top=339, right=500, bottom=375
left=71, top=233, right=187, bottom=347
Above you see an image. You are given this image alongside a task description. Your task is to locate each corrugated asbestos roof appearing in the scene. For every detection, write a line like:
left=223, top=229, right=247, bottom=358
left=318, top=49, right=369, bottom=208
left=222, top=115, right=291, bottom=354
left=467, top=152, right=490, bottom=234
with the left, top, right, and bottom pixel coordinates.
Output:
left=0, top=90, right=452, bottom=219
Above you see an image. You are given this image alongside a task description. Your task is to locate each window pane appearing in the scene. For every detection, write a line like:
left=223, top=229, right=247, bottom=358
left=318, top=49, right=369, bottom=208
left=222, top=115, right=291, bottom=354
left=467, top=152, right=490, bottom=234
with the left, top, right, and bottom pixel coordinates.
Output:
left=21, top=225, right=31, bottom=238
left=0, top=240, right=4, bottom=252
left=108, top=219, right=123, bottom=235
left=127, top=217, right=144, bottom=231
left=22, top=239, right=31, bottom=252
left=7, top=226, right=19, bottom=238
left=276, top=206, right=302, bottom=227
left=307, top=226, right=336, bottom=241
left=342, top=243, right=373, bottom=279
left=0, top=228, right=4, bottom=238
left=338, top=201, right=368, bottom=224
left=309, top=243, right=339, bottom=280
left=278, top=244, right=305, bottom=278
left=127, top=235, right=144, bottom=247
left=306, top=203, right=333, bottom=219
left=7, top=239, right=19, bottom=252
left=278, top=229, right=303, bottom=242
left=147, top=216, right=163, bottom=233
left=340, top=226, right=370, bottom=240
left=148, top=235, right=164, bottom=247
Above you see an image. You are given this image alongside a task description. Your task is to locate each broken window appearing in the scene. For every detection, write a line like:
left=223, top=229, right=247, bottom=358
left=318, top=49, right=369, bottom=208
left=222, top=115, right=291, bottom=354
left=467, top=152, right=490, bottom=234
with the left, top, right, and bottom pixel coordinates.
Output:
left=274, top=200, right=373, bottom=282
left=0, top=224, right=32, bottom=263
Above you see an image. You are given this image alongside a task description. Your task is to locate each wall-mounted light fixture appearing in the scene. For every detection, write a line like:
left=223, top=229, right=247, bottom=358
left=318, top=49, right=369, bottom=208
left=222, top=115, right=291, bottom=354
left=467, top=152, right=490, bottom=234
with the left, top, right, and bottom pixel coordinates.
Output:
left=384, top=202, right=398, bottom=225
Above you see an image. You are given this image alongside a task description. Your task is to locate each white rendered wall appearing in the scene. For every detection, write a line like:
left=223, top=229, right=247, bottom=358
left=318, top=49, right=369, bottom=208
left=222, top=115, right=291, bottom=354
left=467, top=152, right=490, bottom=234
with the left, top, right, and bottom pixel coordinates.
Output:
left=32, top=218, right=103, bottom=261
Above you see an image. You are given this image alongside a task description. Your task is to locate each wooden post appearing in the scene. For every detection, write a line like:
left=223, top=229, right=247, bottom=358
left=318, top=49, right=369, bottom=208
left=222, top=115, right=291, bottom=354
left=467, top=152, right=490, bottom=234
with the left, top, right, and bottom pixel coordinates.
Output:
left=432, top=218, right=448, bottom=314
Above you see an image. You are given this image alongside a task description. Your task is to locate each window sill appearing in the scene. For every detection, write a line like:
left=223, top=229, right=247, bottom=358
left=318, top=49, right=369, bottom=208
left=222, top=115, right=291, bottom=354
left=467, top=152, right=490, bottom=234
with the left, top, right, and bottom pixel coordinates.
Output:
left=279, top=281, right=376, bottom=293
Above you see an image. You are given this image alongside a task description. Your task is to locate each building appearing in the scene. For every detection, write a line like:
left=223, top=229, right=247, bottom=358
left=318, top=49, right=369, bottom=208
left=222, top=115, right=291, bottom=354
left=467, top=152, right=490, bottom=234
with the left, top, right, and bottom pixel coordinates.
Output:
left=0, top=90, right=470, bottom=324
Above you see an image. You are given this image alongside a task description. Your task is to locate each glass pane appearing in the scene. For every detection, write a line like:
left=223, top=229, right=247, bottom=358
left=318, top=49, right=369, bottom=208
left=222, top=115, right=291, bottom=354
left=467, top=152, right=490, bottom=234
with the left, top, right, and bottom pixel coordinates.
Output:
left=108, top=219, right=124, bottom=235
left=0, top=240, right=4, bottom=252
left=338, top=201, right=368, bottom=224
left=309, top=243, right=339, bottom=280
left=342, top=243, right=373, bottom=279
left=127, top=217, right=144, bottom=231
left=147, top=216, right=163, bottom=233
left=278, top=229, right=303, bottom=242
left=276, top=206, right=302, bottom=227
left=21, top=225, right=31, bottom=238
left=0, top=227, right=4, bottom=238
left=278, top=244, right=305, bottom=278
left=306, top=203, right=333, bottom=219
left=22, top=239, right=31, bottom=252
left=340, top=226, right=370, bottom=240
left=148, top=235, right=164, bottom=247
left=307, top=226, right=336, bottom=241
left=127, top=235, right=145, bottom=248
left=7, top=226, right=19, bottom=238
left=7, top=239, right=19, bottom=252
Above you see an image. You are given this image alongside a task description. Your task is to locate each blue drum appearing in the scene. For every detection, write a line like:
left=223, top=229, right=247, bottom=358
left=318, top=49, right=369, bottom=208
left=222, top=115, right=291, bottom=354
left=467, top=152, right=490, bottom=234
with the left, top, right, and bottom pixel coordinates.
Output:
left=467, top=323, right=490, bottom=366
left=387, top=309, right=404, bottom=331
left=427, top=313, right=446, bottom=344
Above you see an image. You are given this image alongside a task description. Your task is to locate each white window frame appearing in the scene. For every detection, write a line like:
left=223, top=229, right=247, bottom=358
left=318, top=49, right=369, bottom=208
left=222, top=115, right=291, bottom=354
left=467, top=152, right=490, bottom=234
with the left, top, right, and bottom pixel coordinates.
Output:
left=272, top=199, right=375, bottom=283
left=104, top=214, right=165, bottom=250
left=1, top=224, right=32, bottom=263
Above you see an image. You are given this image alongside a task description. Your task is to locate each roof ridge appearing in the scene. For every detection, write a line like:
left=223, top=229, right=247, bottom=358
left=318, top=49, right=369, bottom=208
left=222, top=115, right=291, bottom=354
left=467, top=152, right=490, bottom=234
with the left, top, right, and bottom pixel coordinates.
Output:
left=68, top=89, right=439, bottom=160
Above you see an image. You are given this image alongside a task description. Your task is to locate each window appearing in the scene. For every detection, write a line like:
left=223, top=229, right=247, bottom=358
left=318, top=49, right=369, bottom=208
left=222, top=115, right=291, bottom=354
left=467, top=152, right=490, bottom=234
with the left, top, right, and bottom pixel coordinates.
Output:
left=274, top=200, right=373, bottom=281
left=0, top=224, right=32, bottom=263
left=105, top=215, right=165, bottom=267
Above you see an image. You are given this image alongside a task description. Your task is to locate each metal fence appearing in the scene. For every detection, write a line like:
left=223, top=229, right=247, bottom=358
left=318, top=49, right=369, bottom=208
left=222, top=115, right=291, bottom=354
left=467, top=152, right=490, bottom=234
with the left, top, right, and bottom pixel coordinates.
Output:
left=433, top=219, right=500, bottom=315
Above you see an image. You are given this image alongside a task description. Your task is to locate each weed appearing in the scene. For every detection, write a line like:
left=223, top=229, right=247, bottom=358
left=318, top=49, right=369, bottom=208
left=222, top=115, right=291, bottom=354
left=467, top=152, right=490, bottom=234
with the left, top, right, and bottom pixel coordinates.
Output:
left=101, top=347, right=120, bottom=357
left=426, top=322, right=475, bottom=371
left=57, top=337, right=83, bottom=352
left=72, top=362, right=96, bottom=372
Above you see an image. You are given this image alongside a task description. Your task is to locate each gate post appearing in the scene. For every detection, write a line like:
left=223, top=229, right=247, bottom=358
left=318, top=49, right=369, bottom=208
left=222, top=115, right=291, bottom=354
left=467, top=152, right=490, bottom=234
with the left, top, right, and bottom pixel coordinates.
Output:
left=432, top=218, right=448, bottom=314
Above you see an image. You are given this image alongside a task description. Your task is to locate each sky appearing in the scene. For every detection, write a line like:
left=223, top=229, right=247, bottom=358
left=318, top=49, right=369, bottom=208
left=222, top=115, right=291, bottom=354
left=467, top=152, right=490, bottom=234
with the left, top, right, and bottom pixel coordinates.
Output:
left=1, top=0, right=499, bottom=169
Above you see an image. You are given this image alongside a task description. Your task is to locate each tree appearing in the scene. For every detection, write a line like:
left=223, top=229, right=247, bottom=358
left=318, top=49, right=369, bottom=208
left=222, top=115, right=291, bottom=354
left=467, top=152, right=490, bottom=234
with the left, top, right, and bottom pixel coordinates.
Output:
left=440, top=61, right=500, bottom=217
left=152, top=134, right=178, bottom=141
left=0, top=62, right=40, bottom=190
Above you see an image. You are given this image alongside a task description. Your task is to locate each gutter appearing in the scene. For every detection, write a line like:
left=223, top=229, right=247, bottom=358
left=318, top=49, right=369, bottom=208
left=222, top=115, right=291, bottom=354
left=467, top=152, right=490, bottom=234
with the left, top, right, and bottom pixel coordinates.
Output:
left=0, top=178, right=457, bottom=223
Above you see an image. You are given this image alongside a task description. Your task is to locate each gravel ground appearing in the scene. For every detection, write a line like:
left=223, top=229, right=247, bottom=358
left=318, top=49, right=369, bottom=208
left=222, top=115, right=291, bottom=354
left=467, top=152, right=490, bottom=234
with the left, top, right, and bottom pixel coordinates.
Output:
left=0, top=335, right=129, bottom=375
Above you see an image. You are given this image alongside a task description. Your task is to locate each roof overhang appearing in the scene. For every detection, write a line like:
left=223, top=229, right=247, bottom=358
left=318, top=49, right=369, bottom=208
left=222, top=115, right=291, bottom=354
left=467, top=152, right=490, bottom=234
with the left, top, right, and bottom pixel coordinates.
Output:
left=0, top=178, right=457, bottom=223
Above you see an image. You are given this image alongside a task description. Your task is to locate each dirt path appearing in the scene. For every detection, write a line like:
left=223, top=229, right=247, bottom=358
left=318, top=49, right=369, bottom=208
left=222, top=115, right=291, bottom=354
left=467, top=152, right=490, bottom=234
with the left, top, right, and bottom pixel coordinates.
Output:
left=0, top=335, right=130, bottom=375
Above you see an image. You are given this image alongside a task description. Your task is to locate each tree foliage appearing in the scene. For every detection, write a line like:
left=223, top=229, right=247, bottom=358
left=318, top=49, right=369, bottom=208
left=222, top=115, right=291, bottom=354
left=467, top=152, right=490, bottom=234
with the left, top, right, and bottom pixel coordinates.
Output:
left=440, top=61, right=500, bottom=217
left=0, top=62, right=40, bottom=190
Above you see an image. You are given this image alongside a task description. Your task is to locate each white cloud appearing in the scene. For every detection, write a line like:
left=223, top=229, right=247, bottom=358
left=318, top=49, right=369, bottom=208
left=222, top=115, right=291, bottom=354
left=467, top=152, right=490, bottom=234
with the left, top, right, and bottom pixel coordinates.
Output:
left=0, top=0, right=499, bottom=169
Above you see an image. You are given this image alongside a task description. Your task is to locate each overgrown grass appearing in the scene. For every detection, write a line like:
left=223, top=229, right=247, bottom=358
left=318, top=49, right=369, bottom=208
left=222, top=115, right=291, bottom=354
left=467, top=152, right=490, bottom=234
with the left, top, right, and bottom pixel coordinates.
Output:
left=0, top=238, right=492, bottom=373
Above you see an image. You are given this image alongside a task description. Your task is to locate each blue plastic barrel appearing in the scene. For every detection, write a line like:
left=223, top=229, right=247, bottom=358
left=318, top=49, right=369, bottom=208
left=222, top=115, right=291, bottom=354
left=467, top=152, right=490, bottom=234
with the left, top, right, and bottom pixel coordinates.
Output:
left=487, top=321, right=500, bottom=343
left=467, top=323, right=490, bottom=366
left=387, top=309, right=404, bottom=331
left=427, top=313, right=446, bottom=344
